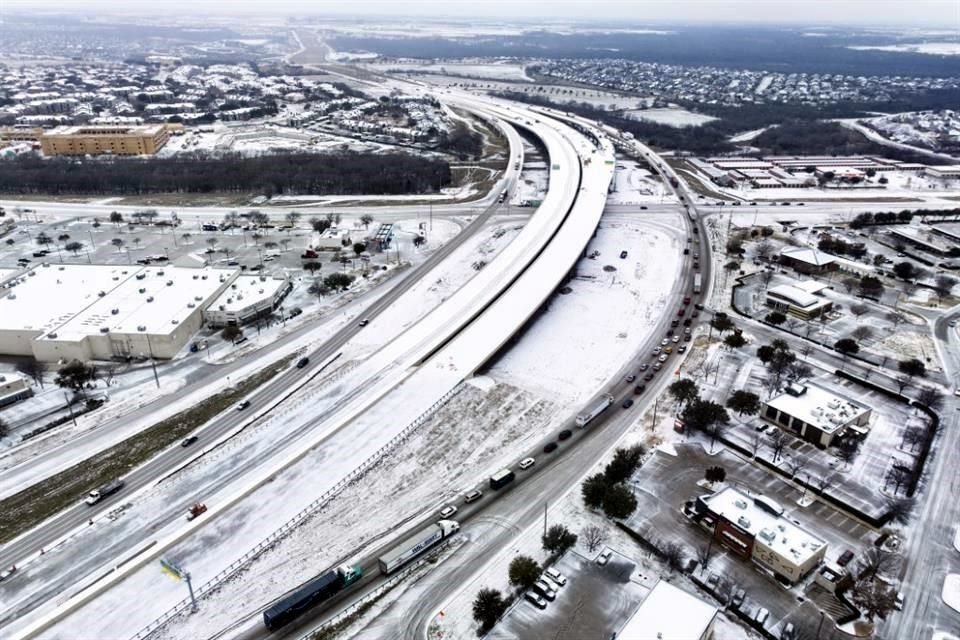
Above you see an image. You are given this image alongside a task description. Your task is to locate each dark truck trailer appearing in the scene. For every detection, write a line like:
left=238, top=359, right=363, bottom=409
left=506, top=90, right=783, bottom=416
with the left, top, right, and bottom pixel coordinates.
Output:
left=263, top=565, right=362, bottom=631
left=489, top=469, right=515, bottom=490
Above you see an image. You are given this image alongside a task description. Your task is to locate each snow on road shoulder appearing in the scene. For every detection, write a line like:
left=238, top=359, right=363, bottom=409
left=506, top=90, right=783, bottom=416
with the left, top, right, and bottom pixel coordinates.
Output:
left=490, top=213, right=683, bottom=406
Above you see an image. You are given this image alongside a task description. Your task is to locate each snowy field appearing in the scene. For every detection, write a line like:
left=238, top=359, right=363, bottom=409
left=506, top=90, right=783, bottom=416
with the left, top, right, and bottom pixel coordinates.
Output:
left=623, top=108, right=718, bottom=128
left=157, top=125, right=384, bottom=157
left=849, top=43, right=960, bottom=55
left=367, top=62, right=533, bottom=82
left=608, top=159, right=673, bottom=204
left=489, top=211, right=683, bottom=406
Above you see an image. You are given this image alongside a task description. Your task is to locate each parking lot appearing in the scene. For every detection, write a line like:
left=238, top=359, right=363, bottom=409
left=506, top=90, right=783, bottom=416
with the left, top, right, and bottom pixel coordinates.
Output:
left=625, top=444, right=875, bottom=636
left=487, top=551, right=651, bottom=639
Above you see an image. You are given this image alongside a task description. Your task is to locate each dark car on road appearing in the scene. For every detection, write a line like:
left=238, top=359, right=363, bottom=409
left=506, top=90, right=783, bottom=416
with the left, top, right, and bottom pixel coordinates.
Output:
left=180, top=435, right=199, bottom=447
left=634, top=384, right=646, bottom=395
left=296, top=357, right=310, bottom=369
left=543, top=442, right=558, bottom=453
left=558, top=429, right=572, bottom=441
left=622, top=399, right=634, bottom=409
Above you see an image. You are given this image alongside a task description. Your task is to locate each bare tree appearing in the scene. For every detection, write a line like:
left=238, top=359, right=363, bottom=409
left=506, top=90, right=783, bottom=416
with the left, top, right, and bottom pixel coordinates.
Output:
left=841, top=277, right=860, bottom=294
left=581, top=525, right=607, bottom=554
left=916, top=386, right=944, bottom=412
left=852, top=578, right=899, bottom=622
left=885, top=463, right=913, bottom=496
left=886, top=497, right=916, bottom=526
left=816, top=473, right=838, bottom=494
left=850, top=326, right=874, bottom=342
left=933, top=274, right=957, bottom=302
left=755, top=239, right=775, bottom=260
left=900, top=425, right=925, bottom=452
left=661, top=541, right=687, bottom=573
left=749, top=431, right=762, bottom=458
left=786, top=361, right=813, bottom=382
left=850, top=302, right=871, bottom=319
left=886, top=311, right=906, bottom=331
left=16, top=359, right=48, bottom=389
left=695, top=541, right=713, bottom=573
left=784, top=455, right=805, bottom=478
left=856, top=548, right=900, bottom=582
left=768, top=428, right=787, bottom=463
left=99, top=363, right=119, bottom=387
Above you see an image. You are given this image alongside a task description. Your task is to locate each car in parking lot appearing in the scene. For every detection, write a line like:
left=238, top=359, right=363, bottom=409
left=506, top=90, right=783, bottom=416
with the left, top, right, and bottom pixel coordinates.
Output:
left=730, top=588, right=745, bottom=608
left=781, top=622, right=796, bottom=639
left=895, top=591, right=904, bottom=610
left=524, top=591, right=548, bottom=610
left=755, top=607, right=770, bottom=625
left=695, top=303, right=705, bottom=310
left=634, top=384, right=646, bottom=394
left=180, top=435, right=199, bottom=447
left=619, top=250, right=628, bottom=259
left=622, top=399, right=634, bottom=409
left=439, top=505, right=457, bottom=518
left=296, top=357, right=310, bottom=369
left=533, top=580, right=557, bottom=601
left=837, top=549, right=854, bottom=566
left=543, top=442, right=558, bottom=453
left=558, top=429, right=572, bottom=441
left=464, top=489, right=483, bottom=503
left=596, top=549, right=613, bottom=566
left=519, top=457, right=535, bottom=470
left=544, top=567, right=567, bottom=587
left=691, top=310, right=700, bottom=318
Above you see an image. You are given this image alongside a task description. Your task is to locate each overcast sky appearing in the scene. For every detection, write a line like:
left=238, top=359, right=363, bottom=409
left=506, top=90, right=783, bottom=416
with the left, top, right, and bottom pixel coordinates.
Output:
left=3, top=0, right=958, bottom=27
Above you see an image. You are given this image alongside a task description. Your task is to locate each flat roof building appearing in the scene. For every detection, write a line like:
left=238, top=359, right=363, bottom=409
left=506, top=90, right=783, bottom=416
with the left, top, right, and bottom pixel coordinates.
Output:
left=0, top=263, right=238, bottom=362
left=616, top=580, right=717, bottom=640
left=766, top=282, right=833, bottom=320
left=40, top=124, right=172, bottom=156
left=691, top=486, right=827, bottom=584
left=203, top=274, right=292, bottom=327
left=926, top=166, right=960, bottom=179
left=0, top=372, right=33, bottom=408
left=764, top=382, right=871, bottom=447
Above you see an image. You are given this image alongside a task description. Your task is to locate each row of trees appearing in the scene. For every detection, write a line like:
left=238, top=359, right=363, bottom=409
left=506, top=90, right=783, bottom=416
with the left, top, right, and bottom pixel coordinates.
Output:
left=472, top=520, right=607, bottom=632
left=0, top=152, right=451, bottom=197
left=850, top=210, right=914, bottom=228
left=581, top=445, right=644, bottom=519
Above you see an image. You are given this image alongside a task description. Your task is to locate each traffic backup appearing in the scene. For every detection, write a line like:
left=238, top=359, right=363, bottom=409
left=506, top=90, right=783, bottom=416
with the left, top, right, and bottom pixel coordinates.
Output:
left=263, top=520, right=460, bottom=632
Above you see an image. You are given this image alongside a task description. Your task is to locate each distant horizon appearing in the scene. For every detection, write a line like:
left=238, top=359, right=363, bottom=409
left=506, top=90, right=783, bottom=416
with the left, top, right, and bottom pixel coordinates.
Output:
left=0, top=0, right=958, bottom=29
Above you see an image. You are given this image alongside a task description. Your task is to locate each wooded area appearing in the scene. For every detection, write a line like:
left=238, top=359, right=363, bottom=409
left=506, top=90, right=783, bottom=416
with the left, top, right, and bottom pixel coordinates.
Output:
left=0, top=151, right=452, bottom=196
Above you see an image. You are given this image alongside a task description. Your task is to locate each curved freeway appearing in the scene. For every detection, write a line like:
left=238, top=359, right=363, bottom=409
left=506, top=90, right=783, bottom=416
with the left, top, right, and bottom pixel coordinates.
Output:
left=8, top=96, right=610, bottom=640
left=1, top=111, right=528, bottom=632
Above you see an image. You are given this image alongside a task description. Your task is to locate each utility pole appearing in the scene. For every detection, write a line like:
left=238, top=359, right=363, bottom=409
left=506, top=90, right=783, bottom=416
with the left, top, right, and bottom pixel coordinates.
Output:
left=145, top=334, right=160, bottom=389
left=543, top=502, right=548, bottom=538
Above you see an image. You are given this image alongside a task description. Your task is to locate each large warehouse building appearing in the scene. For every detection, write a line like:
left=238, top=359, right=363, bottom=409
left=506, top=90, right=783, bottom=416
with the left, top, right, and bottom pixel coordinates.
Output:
left=0, top=263, right=238, bottom=361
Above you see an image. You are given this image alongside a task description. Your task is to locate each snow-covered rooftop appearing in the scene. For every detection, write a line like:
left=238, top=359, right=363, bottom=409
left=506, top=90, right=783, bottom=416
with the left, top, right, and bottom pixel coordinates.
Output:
left=767, top=283, right=821, bottom=308
left=703, top=486, right=827, bottom=568
left=766, top=383, right=870, bottom=435
left=780, top=247, right=836, bottom=267
left=617, top=580, right=717, bottom=640
left=0, top=264, right=131, bottom=333
left=43, top=265, right=236, bottom=340
left=207, top=274, right=287, bottom=314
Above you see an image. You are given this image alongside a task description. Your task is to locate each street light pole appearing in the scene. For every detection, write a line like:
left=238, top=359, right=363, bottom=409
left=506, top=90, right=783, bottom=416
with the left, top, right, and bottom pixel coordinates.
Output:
left=145, top=334, right=160, bottom=389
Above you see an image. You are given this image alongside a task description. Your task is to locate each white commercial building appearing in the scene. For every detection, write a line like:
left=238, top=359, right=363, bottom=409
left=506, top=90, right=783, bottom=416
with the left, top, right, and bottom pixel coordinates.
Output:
left=617, top=580, right=717, bottom=640
left=203, top=274, right=292, bottom=327
left=0, top=263, right=238, bottom=362
left=0, top=372, right=33, bottom=408
left=694, top=486, right=827, bottom=584
left=766, top=282, right=833, bottom=320
left=764, top=382, right=871, bottom=447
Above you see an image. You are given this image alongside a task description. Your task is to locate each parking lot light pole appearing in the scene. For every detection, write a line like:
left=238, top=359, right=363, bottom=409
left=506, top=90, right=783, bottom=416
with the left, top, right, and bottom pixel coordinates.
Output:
left=815, top=610, right=825, bottom=639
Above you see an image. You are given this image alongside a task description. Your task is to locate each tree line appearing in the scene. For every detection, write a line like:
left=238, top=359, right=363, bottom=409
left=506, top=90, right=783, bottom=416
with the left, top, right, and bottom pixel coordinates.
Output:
left=0, top=151, right=452, bottom=197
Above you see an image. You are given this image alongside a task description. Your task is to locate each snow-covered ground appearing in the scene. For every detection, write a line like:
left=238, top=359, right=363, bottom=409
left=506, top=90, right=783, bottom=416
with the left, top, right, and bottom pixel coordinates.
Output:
left=623, top=108, right=718, bottom=128
left=158, top=124, right=385, bottom=157
left=367, top=62, right=534, bottom=82
left=849, top=43, right=960, bottom=55
left=608, top=159, right=673, bottom=204
left=489, top=211, right=683, bottom=406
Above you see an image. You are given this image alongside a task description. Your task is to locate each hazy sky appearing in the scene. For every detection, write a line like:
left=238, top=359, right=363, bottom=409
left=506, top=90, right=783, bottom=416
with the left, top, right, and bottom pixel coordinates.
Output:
left=3, top=0, right=959, bottom=27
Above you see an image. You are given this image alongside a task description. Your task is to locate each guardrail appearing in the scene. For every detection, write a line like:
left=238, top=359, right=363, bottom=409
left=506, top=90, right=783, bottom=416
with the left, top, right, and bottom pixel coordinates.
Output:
left=129, top=383, right=465, bottom=640
left=299, top=540, right=453, bottom=640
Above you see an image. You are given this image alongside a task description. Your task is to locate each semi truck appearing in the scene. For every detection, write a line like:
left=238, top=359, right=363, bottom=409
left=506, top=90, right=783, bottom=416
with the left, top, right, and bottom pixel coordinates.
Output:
left=377, top=519, right=460, bottom=575
left=489, top=469, right=515, bottom=490
left=693, top=273, right=703, bottom=295
left=85, top=479, right=125, bottom=505
left=575, top=394, right=614, bottom=427
left=262, top=564, right=362, bottom=631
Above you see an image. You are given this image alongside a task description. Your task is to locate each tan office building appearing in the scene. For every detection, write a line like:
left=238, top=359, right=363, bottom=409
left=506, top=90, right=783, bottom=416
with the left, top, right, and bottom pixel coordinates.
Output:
left=40, top=124, right=172, bottom=156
